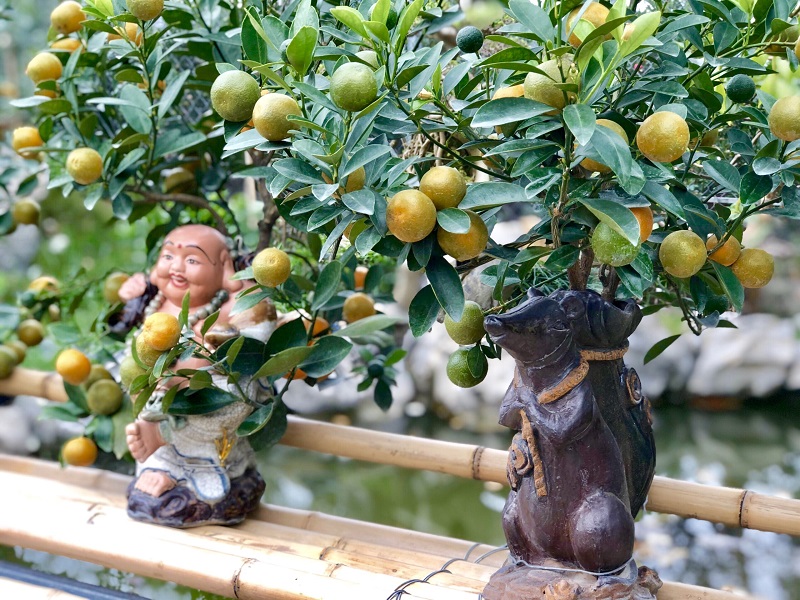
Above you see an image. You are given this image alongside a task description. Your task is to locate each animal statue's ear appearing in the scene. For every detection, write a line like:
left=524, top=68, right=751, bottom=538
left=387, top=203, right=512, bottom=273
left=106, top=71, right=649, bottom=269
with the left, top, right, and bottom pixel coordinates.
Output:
left=559, top=293, right=586, bottom=321
left=527, top=288, right=545, bottom=299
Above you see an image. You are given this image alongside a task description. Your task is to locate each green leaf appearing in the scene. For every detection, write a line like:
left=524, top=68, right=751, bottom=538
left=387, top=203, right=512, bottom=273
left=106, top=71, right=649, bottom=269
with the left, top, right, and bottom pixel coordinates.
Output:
left=158, top=71, right=192, bottom=120
left=619, top=11, right=661, bottom=57
left=409, top=285, right=439, bottom=337
left=579, top=198, right=640, bottom=245
left=237, top=402, right=276, bottom=437
left=167, top=388, right=240, bottom=415
left=644, top=334, right=681, bottom=364
left=508, top=0, right=556, bottom=43
left=364, top=21, right=391, bottom=44
left=426, top=256, right=464, bottom=321
left=394, top=0, right=424, bottom=50
left=581, top=126, right=645, bottom=195
left=312, top=261, right=343, bottom=311
left=467, top=345, right=489, bottom=379
left=254, top=346, right=314, bottom=378
left=213, top=337, right=269, bottom=377
left=242, top=7, right=269, bottom=64
left=299, top=336, right=353, bottom=377
left=111, top=397, right=134, bottom=459
left=460, top=182, right=527, bottom=210
left=334, top=315, right=403, bottom=338
left=711, top=262, right=744, bottom=312
left=274, top=158, right=324, bottom=185
left=247, top=402, right=287, bottom=451
left=40, top=404, right=86, bottom=422
left=91, top=416, right=114, bottom=453
left=287, top=26, right=317, bottom=74
left=563, top=104, right=596, bottom=146
left=118, top=84, right=152, bottom=135
left=342, top=190, right=378, bottom=215
left=373, top=379, right=392, bottom=411
left=341, top=144, right=391, bottom=177
left=544, top=244, right=580, bottom=270
left=642, top=181, right=685, bottom=218
left=63, top=382, right=90, bottom=413
left=200, top=310, right=220, bottom=337
left=330, top=6, right=368, bottom=37
left=436, top=208, right=471, bottom=233
left=703, top=160, right=741, bottom=192
left=739, top=172, right=773, bottom=205
left=265, top=318, right=308, bottom=354
left=154, top=131, right=206, bottom=159
left=471, top=98, right=553, bottom=128
left=291, top=0, right=320, bottom=35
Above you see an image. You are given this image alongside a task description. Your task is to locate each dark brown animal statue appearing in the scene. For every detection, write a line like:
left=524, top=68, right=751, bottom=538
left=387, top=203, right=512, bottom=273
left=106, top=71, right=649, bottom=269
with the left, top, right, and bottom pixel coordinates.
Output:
left=484, top=289, right=635, bottom=573
left=551, top=289, right=655, bottom=517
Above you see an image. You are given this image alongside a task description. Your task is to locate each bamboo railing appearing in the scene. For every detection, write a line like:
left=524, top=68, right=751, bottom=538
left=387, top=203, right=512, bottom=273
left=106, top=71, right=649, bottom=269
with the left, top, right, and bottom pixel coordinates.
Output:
left=0, top=367, right=792, bottom=599
left=3, top=367, right=798, bottom=538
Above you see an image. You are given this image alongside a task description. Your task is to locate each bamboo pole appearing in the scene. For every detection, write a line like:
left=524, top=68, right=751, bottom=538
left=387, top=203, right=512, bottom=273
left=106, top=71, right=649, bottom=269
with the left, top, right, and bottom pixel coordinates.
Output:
left=3, top=368, right=800, bottom=538
left=0, top=456, right=758, bottom=600
left=0, top=578, right=85, bottom=599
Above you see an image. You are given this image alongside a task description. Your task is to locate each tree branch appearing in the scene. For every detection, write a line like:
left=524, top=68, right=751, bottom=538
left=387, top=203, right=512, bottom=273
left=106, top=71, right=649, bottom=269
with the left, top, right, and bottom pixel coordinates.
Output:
left=255, top=178, right=280, bottom=251
left=568, top=247, right=594, bottom=291
left=138, top=192, right=227, bottom=234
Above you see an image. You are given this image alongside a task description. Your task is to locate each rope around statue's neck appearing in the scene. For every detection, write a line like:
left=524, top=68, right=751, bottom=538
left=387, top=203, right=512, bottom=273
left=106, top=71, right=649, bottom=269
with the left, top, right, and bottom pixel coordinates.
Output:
left=579, top=342, right=629, bottom=362
left=536, top=358, right=590, bottom=405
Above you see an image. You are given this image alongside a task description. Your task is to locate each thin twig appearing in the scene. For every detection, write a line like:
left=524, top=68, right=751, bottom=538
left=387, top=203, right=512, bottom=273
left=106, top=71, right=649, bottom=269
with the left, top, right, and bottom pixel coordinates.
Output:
left=139, top=192, right=227, bottom=233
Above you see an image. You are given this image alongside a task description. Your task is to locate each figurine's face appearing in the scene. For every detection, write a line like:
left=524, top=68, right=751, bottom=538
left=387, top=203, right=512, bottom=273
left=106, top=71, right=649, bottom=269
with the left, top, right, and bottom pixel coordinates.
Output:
left=151, top=226, right=230, bottom=307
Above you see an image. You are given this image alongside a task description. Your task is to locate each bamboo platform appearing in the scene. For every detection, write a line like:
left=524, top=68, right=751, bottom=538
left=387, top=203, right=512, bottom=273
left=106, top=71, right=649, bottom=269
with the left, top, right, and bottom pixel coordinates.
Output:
left=0, top=455, right=755, bottom=600
left=0, top=368, right=793, bottom=599
left=0, top=577, right=85, bottom=599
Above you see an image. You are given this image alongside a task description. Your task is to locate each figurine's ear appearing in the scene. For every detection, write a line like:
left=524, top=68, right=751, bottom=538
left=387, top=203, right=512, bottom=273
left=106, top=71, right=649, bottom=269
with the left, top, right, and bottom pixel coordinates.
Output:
left=221, top=254, right=244, bottom=293
left=560, top=293, right=586, bottom=321
left=527, top=288, right=545, bottom=299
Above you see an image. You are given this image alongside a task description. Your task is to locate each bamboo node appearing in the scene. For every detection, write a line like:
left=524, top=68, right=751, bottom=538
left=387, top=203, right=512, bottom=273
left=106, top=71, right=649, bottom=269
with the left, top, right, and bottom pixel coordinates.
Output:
left=231, top=557, right=256, bottom=599
left=739, top=489, right=752, bottom=530
left=471, top=445, right=486, bottom=480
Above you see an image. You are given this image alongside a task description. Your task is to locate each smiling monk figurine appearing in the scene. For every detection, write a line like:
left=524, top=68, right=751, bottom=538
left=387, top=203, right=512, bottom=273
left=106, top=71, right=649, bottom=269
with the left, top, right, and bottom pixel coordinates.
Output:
left=118, top=224, right=275, bottom=528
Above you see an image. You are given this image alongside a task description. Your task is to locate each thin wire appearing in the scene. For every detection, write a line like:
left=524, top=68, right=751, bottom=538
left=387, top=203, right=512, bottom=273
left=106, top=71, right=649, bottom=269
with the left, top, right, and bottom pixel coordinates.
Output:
left=513, top=557, right=632, bottom=578
left=473, top=545, right=509, bottom=564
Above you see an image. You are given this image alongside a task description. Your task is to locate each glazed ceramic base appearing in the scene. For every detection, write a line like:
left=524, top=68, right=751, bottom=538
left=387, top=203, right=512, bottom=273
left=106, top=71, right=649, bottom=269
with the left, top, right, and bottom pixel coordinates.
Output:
left=483, top=559, right=661, bottom=600
left=126, top=467, right=266, bottom=528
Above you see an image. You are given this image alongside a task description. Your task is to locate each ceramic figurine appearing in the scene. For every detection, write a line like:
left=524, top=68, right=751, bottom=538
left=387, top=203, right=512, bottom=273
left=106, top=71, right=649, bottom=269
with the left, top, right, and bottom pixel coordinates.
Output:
left=482, top=289, right=661, bottom=600
left=119, top=225, right=276, bottom=528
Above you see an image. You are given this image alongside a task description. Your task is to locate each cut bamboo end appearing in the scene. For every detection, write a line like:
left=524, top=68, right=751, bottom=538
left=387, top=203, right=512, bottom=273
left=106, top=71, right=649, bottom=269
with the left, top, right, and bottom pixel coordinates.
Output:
left=0, top=368, right=67, bottom=403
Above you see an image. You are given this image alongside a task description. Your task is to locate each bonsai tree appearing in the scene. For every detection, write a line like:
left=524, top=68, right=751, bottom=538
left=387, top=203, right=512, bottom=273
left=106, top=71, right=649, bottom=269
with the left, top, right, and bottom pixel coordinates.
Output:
left=1, top=0, right=798, bottom=471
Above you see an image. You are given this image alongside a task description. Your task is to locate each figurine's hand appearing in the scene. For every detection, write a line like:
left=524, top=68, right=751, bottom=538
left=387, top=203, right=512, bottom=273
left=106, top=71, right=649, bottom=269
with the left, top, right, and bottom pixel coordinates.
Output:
left=118, top=273, right=148, bottom=302
left=126, top=420, right=166, bottom=462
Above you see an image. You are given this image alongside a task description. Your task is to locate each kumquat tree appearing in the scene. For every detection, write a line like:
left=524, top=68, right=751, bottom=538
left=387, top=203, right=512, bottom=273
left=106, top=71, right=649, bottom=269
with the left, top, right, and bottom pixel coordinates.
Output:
left=2, top=0, right=800, bottom=466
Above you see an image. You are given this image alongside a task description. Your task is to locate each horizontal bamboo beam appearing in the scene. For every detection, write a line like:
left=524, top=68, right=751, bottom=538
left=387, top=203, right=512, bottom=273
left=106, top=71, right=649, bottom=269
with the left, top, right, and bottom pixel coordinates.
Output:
left=280, top=416, right=800, bottom=539
left=3, top=368, right=800, bottom=539
left=0, top=456, right=757, bottom=600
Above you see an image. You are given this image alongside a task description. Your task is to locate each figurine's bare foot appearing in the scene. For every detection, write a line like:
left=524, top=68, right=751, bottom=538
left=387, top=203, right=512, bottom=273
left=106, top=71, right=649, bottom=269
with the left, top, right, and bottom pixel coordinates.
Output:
left=126, top=420, right=165, bottom=462
left=134, top=470, right=176, bottom=497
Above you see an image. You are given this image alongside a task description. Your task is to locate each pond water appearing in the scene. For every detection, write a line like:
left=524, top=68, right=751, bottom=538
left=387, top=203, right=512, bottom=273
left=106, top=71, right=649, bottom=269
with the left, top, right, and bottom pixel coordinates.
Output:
left=2, top=398, right=800, bottom=599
